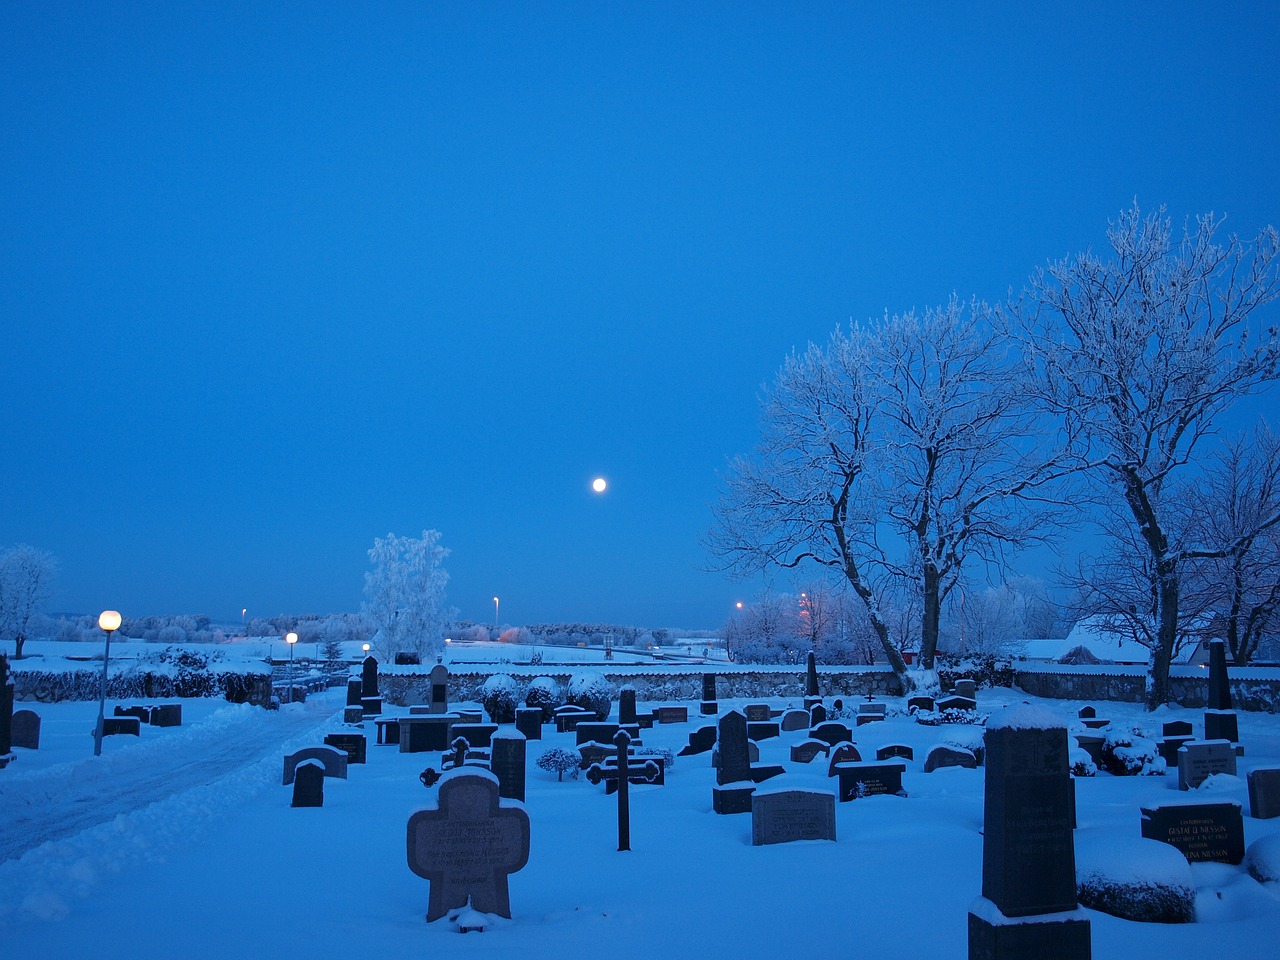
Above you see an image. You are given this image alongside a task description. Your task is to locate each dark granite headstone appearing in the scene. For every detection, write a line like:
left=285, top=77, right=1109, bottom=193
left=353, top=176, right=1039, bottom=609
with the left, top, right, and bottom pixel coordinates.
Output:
left=114, top=705, right=151, bottom=723
left=752, top=789, right=836, bottom=845
left=576, top=721, right=621, bottom=746
left=968, top=717, right=1089, bottom=959
left=406, top=769, right=530, bottom=922
left=11, top=709, right=40, bottom=750
left=1177, top=740, right=1237, bottom=790
left=657, top=706, right=688, bottom=724
left=924, top=744, right=978, bottom=773
left=809, top=721, right=854, bottom=748
left=677, top=724, right=717, bottom=756
left=375, top=717, right=401, bottom=745
left=344, top=705, right=365, bottom=725
left=451, top=723, right=499, bottom=749
left=283, top=745, right=348, bottom=784
left=937, top=695, right=977, bottom=713
left=291, top=761, right=325, bottom=807
left=700, top=673, right=718, bottom=715
left=1163, top=720, right=1194, bottom=738
left=907, top=695, right=935, bottom=713
left=361, top=655, right=380, bottom=698
left=347, top=677, right=364, bottom=707
left=713, top=739, right=759, bottom=768
left=429, top=664, right=449, bottom=714
left=491, top=733, right=526, bottom=803
left=745, top=703, right=771, bottom=722
left=715, top=711, right=751, bottom=786
left=805, top=652, right=819, bottom=698
left=323, top=733, right=367, bottom=764
left=876, top=743, right=914, bottom=762
left=826, top=742, right=862, bottom=777
left=399, top=716, right=458, bottom=753
left=1077, top=705, right=1096, bottom=719
left=149, top=704, right=182, bottom=727
left=809, top=703, right=827, bottom=726
left=618, top=687, right=638, bottom=725
left=515, top=707, right=543, bottom=741
left=790, top=739, right=829, bottom=764
left=980, top=724, right=1077, bottom=916
left=1247, top=768, right=1280, bottom=820
left=0, top=655, right=12, bottom=760
left=747, top=720, right=781, bottom=741
left=102, top=716, right=141, bottom=737
left=1141, top=801, right=1244, bottom=864
left=1204, top=639, right=1240, bottom=746
left=833, top=760, right=906, bottom=800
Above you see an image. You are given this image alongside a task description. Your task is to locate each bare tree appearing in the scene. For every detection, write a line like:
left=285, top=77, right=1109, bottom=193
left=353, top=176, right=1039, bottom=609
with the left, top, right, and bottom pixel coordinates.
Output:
left=0, top=544, right=57, bottom=659
left=1182, top=425, right=1280, bottom=664
left=1010, top=203, right=1280, bottom=707
left=710, top=298, right=1072, bottom=691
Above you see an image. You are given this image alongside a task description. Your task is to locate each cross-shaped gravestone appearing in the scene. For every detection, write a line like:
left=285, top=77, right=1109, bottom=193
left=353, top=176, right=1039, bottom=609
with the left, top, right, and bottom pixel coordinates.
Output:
left=406, top=769, right=530, bottom=922
left=586, top=729, right=660, bottom=851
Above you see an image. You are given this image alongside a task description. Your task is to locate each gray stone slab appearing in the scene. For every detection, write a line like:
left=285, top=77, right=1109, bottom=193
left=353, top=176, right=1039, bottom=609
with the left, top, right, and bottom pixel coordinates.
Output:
left=406, top=770, right=530, bottom=921
left=751, top=789, right=836, bottom=845
left=1177, top=739, right=1237, bottom=790
left=1248, top=767, right=1280, bottom=820
left=10, top=709, right=40, bottom=750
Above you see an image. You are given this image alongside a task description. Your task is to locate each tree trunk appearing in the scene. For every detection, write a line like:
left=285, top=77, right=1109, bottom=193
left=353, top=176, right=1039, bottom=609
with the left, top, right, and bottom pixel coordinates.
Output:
left=1144, top=559, right=1179, bottom=710
left=919, top=564, right=941, bottom=671
left=13, top=634, right=25, bottom=660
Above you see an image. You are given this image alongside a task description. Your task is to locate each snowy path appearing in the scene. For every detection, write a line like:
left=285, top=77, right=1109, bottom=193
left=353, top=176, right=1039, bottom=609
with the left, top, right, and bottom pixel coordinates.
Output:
left=0, top=693, right=343, bottom=864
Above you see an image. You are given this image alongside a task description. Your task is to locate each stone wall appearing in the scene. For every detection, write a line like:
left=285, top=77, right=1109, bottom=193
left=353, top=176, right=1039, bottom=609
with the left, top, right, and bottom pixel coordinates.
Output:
left=1012, top=665, right=1280, bottom=712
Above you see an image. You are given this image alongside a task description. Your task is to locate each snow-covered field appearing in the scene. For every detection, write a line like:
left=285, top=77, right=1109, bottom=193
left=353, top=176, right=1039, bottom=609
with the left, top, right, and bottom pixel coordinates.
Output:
left=2, top=679, right=1279, bottom=959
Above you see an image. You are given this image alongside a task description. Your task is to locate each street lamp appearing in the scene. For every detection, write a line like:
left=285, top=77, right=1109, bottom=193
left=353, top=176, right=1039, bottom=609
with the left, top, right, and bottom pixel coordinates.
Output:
left=493, top=596, right=499, bottom=630
left=94, top=610, right=122, bottom=757
left=286, top=631, right=298, bottom=703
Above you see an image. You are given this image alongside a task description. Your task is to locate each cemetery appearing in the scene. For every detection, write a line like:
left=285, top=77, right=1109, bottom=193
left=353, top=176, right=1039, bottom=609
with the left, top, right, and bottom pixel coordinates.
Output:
left=2, top=644, right=1280, bottom=959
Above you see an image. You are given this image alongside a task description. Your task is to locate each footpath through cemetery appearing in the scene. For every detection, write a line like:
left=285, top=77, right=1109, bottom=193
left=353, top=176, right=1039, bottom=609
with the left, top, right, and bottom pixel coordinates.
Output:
left=2, top=646, right=1280, bottom=959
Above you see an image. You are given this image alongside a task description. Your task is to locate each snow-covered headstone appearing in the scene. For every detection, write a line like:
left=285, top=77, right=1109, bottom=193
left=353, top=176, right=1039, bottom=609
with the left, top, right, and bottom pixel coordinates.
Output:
left=406, top=769, right=530, bottom=922
left=1141, top=801, right=1245, bottom=864
left=1248, top=767, right=1280, bottom=820
left=751, top=788, right=836, bottom=846
left=1176, top=739, right=1236, bottom=790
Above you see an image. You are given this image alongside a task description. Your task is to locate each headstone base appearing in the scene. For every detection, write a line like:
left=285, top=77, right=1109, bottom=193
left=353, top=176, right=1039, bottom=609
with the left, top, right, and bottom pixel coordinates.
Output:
left=968, top=902, right=1090, bottom=960
left=699, top=700, right=718, bottom=716
left=802, top=696, right=822, bottom=711
left=0, top=753, right=15, bottom=769
left=361, top=696, right=383, bottom=717
left=712, top=784, right=756, bottom=815
left=344, top=706, right=365, bottom=725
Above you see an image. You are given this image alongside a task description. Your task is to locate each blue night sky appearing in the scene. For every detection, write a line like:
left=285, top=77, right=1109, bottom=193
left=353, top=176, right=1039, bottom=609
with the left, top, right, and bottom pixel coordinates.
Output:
left=2, top=3, right=1278, bottom=629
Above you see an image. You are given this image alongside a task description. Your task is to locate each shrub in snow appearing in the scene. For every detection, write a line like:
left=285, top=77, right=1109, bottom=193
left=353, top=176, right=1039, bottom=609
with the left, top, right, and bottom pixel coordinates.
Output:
left=1076, top=835, right=1194, bottom=923
left=1246, top=833, right=1280, bottom=885
left=916, top=707, right=985, bottom=727
left=649, top=747, right=675, bottom=769
left=1099, top=729, right=1165, bottom=776
left=524, top=676, right=561, bottom=721
left=536, top=748, right=581, bottom=781
left=481, top=674, right=519, bottom=723
left=567, top=671, right=613, bottom=721
left=1070, top=747, right=1098, bottom=777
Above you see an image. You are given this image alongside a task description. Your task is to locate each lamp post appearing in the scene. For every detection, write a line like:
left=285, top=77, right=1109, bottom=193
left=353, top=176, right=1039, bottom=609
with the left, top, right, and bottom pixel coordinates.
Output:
left=94, top=610, right=122, bottom=757
left=286, top=631, right=298, bottom=703
left=493, top=596, right=499, bottom=631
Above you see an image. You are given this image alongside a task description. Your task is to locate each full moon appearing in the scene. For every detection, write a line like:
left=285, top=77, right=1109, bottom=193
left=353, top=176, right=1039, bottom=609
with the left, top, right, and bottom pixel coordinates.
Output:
left=592, top=477, right=607, bottom=493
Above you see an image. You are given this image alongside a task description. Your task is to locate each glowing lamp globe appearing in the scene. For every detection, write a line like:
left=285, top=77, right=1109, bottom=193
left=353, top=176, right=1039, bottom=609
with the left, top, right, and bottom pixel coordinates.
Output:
left=592, top=477, right=607, bottom=493
left=99, top=610, right=122, bottom=633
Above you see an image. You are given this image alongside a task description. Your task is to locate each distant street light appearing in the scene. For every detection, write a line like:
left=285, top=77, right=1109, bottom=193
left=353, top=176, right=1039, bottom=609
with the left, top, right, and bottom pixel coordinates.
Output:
left=493, top=596, right=499, bottom=629
left=286, top=631, right=298, bottom=703
left=93, top=610, right=122, bottom=757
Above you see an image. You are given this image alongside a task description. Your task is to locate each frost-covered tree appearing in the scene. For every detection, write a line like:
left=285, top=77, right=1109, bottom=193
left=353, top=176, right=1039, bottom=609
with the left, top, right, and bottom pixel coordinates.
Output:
left=361, top=530, right=454, bottom=662
left=0, top=544, right=57, bottom=659
left=1009, top=203, right=1280, bottom=707
left=710, top=299, right=1071, bottom=691
left=1181, top=425, right=1280, bottom=665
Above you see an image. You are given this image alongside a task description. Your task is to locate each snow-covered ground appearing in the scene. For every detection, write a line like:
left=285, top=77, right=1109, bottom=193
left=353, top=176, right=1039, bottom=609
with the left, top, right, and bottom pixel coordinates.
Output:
left=2, top=681, right=1279, bottom=959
